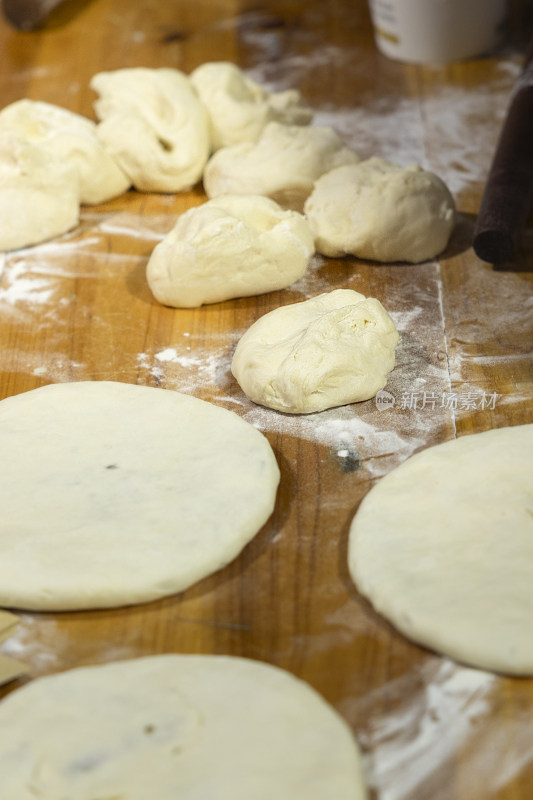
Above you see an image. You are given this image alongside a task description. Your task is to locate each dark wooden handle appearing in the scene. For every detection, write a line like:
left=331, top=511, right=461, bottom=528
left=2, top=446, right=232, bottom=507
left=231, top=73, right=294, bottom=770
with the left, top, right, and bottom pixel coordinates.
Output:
left=473, top=39, right=533, bottom=264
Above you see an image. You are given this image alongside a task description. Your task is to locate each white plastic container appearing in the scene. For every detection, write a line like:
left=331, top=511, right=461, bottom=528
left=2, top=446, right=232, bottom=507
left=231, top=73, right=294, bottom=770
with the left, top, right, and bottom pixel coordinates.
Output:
left=367, top=0, right=507, bottom=64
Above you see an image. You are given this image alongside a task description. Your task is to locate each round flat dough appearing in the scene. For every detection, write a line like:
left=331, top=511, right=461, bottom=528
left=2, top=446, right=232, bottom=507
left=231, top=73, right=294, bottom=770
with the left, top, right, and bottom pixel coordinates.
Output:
left=304, top=157, right=455, bottom=263
left=231, top=289, right=399, bottom=414
left=190, top=61, right=312, bottom=151
left=203, top=121, right=360, bottom=211
left=146, top=194, right=315, bottom=307
left=91, top=68, right=210, bottom=192
left=0, top=381, right=279, bottom=610
left=0, top=655, right=367, bottom=800
left=0, top=99, right=130, bottom=205
left=0, top=134, right=79, bottom=251
left=348, top=425, right=533, bottom=675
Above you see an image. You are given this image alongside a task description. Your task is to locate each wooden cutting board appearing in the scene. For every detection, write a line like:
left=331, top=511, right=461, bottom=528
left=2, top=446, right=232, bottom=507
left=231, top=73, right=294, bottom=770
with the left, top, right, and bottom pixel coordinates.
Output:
left=0, top=0, right=532, bottom=798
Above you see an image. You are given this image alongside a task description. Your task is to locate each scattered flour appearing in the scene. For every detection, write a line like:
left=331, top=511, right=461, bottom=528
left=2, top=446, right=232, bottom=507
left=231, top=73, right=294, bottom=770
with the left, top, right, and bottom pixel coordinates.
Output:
left=154, top=347, right=180, bottom=362
left=0, top=27, right=530, bottom=800
left=247, top=38, right=521, bottom=197
left=312, top=75, right=516, bottom=197
left=351, top=660, right=497, bottom=800
left=0, top=261, right=56, bottom=306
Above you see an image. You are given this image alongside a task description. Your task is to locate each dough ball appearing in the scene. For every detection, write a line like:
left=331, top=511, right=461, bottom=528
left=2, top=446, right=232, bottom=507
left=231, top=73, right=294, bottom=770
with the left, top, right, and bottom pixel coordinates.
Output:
left=0, top=134, right=79, bottom=251
left=0, top=381, right=280, bottom=610
left=146, top=194, right=315, bottom=307
left=190, top=61, right=312, bottom=151
left=203, top=121, right=360, bottom=211
left=231, top=288, right=399, bottom=414
left=348, top=424, right=533, bottom=675
left=0, top=655, right=367, bottom=800
left=0, top=99, right=130, bottom=205
left=91, top=67, right=210, bottom=192
left=304, top=157, right=456, bottom=262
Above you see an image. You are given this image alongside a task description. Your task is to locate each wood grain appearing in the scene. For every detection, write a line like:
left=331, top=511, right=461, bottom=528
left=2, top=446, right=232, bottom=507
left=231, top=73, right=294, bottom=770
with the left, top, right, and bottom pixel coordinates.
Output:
left=0, top=0, right=532, bottom=798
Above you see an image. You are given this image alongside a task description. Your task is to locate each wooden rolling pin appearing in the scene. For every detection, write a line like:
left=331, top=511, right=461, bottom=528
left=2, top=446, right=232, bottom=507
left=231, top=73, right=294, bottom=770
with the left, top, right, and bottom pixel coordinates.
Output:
left=473, top=34, right=533, bottom=264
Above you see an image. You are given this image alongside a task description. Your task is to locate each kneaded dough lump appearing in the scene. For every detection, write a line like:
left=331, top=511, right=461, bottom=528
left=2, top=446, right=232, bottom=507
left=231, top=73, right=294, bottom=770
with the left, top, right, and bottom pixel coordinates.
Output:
left=91, top=67, right=210, bottom=192
left=0, top=134, right=79, bottom=251
left=204, top=121, right=360, bottom=211
left=190, top=61, right=312, bottom=151
left=0, top=654, right=367, bottom=800
left=0, top=381, right=279, bottom=610
left=304, top=157, right=455, bottom=263
left=0, top=99, right=130, bottom=204
left=349, top=424, right=533, bottom=675
left=146, top=194, right=315, bottom=307
left=232, top=288, right=399, bottom=414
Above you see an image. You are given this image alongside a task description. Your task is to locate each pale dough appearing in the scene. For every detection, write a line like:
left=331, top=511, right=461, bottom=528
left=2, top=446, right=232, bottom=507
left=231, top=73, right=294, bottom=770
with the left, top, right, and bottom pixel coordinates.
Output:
left=91, top=68, right=210, bottom=192
left=231, top=288, right=399, bottom=414
left=348, top=425, right=533, bottom=675
left=304, top=157, right=456, bottom=262
left=0, top=654, right=367, bottom=799
left=0, top=99, right=130, bottom=204
left=146, top=194, right=315, bottom=307
left=203, top=121, right=360, bottom=211
left=0, top=134, right=79, bottom=251
left=190, top=61, right=312, bottom=151
left=0, top=381, right=279, bottom=610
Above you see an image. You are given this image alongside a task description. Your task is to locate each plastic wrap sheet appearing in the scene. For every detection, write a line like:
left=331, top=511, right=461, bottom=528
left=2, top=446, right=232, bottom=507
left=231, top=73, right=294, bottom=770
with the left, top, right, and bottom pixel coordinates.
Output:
left=1, top=8, right=533, bottom=799
left=1, top=196, right=532, bottom=798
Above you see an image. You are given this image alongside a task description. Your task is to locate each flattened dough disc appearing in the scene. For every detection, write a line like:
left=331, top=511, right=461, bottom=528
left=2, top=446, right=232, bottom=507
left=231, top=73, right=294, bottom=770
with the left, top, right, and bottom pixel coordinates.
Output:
left=0, top=655, right=367, bottom=799
left=0, top=381, right=280, bottom=611
left=349, top=425, right=533, bottom=675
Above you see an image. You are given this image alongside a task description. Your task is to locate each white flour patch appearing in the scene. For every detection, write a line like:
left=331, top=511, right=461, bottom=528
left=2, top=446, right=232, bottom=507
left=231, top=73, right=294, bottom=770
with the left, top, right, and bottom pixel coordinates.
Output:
left=0, top=279, right=54, bottom=306
left=2, top=619, right=62, bottom=673
left=154, top=347, right=180, bottom=362
left=225, top=393, right=430, bottom=479
left=247, top=47, right=350, bottom=91
left=314, top=101, right=423, bottom=168
left=313, top=73, right=513, bottom=198
left=248, top=38, right=521, bottom=198
left=0, top=347, right=86, bottom=382
left=389, top=306, right=424, bottom=332
left=137, top=343, right=235, bottom=395
left=351, top=660, right=496, bottom=800
left=0, top=261, right=56, bottom=307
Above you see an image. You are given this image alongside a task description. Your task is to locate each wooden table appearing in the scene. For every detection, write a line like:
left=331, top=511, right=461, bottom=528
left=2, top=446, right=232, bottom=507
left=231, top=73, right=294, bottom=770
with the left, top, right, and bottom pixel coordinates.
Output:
left=1, top=0, right=532, bottom=797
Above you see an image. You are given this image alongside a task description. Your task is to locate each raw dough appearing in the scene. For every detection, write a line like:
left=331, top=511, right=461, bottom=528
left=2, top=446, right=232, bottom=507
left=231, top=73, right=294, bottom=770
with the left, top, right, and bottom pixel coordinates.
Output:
left=0, top=609, right=19, bottom=644
left=203, top=121, right=360, bottom=211
left=0, top=654, right=367, bottom=800
left=231, top=288, right=399, bottom=414
left=0, top=654, right=28, bottom=688
left=91, top=68, right=210, bottom=192
left=0, top=381, right=279, bottom=610
left=190, top=61, right=312, bottom=151
left=146, top=194, right=315, bottom=307
left=0, top=134, right=79, bottom=251
left=348, top=425, right=533, bottom=675
left=304, top=157, right=456, bottom=262
left=0, top=99, right=130, bottom=204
